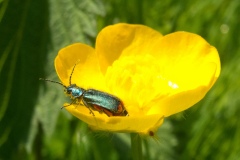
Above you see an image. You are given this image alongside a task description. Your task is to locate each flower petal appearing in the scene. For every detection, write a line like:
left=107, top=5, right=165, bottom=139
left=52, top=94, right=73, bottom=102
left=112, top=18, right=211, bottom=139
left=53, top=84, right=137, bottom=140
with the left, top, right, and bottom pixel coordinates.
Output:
left=150, top=31, right=220, bottom=86
left=55, top=43, right=106, bottom=90
left=96, top=23, right=163, bottom=74
left=146, top=32, right=220, bottom=116
left=64, top=104, right=164, bottom=135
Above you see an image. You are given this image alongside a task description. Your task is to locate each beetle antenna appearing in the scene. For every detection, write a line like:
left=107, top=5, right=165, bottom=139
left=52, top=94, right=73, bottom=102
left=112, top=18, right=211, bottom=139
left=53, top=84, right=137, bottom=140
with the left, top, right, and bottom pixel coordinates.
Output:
left=69, top=60, right=80, bottom=85
left=39, top=78, right=67, bottom=88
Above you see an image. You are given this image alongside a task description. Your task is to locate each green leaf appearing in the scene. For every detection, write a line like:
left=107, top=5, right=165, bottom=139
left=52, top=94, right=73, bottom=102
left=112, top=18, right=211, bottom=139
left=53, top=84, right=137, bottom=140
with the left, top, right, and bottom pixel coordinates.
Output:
left=0, top=0, right=49, bottom=159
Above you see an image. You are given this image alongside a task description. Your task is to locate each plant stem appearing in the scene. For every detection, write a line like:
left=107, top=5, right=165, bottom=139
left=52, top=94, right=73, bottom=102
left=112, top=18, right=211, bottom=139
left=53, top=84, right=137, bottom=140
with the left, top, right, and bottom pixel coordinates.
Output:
left=131, top=133, right=143, bottom=160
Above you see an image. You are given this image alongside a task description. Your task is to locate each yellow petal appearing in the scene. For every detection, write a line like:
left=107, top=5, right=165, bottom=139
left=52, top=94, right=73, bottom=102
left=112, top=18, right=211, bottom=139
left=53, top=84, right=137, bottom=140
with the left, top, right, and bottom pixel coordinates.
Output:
left=150, top=31, right=220, bottom=86
left=147, top=32, right=220, bottom=116
left=64, top=104, right=164, bottom=135
left=55, top=43, right=106, bottom=90
left=96, top=23, right=163, bottom=74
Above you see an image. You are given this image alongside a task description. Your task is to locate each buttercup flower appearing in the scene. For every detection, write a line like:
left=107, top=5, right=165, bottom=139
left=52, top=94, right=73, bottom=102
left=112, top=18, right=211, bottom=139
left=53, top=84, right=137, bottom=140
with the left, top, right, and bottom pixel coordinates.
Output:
left=55, top=23, right=220, bottom=135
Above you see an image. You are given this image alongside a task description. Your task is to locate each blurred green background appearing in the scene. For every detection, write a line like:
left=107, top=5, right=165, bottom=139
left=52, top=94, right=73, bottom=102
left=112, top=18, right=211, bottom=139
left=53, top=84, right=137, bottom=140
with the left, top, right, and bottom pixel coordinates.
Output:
left=0, top=0, right=239, bottom=159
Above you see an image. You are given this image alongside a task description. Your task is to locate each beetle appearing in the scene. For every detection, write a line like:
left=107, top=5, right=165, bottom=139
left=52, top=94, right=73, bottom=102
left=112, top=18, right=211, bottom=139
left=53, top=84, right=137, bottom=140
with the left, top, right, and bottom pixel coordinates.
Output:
left=40, top=62, right=128, bottom=117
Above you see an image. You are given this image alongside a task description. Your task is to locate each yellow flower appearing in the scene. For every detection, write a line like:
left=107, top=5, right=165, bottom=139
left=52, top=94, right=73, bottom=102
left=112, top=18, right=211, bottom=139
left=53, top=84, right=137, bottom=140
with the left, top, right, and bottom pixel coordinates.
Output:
left=55, top=23, right=220, bottom=135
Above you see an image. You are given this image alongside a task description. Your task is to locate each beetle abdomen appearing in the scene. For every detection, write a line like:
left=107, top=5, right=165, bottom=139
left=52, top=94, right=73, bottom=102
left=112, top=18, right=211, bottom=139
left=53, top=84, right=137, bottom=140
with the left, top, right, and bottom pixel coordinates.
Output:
left=83, top=89, right=121, bottom=113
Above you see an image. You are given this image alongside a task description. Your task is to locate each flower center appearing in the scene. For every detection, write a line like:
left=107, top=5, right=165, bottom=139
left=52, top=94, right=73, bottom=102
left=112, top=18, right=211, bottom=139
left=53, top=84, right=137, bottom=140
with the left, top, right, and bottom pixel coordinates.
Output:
left=105, top=54, right=179, bottom=115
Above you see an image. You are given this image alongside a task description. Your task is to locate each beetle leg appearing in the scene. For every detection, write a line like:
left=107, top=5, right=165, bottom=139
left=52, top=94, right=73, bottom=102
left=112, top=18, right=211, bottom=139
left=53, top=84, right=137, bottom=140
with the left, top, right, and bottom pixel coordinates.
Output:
left=82, top=100, right=95, bottom=116
left=61, top=98, right=77, bottom=109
